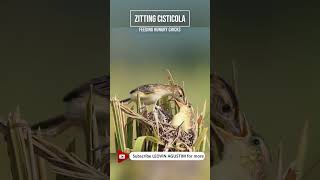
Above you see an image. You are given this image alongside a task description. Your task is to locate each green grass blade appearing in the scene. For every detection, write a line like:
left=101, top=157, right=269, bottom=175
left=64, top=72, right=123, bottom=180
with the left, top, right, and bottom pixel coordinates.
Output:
left=111, top=98, right=125, bottom=151
left=133, top=136, right=163, bottom=152
left=193, top=127, right=208, bottom=152
left=126, top=119, right=133, bottom=149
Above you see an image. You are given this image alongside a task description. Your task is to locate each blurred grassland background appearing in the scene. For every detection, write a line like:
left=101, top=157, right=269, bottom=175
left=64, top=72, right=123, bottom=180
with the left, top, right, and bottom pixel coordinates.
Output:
left=110, top=0, right=210, bottom=179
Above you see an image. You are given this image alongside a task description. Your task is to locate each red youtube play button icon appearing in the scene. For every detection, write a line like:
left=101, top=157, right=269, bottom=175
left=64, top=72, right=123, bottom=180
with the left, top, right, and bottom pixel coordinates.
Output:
left=117, top=150, right=129, bottom=163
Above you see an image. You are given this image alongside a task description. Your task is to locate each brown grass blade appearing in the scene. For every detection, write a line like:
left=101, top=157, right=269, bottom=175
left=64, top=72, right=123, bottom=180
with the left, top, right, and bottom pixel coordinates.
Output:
left=166, top=69, right=176, bottom=85
left=296, top=120, right=308, bottom=180
left=277, top=141, right=283, bottom=180
left=36, top=128, right=47, bottom=180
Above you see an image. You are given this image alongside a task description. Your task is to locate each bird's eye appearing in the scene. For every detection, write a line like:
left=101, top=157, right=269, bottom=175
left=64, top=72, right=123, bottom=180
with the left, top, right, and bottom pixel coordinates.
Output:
left=188, top=105, right=192, bottom=108
left=251, top=138, right=260, bottom=146
left=222, top=104, right=231, bottom=113
left=179, top=94, right=183, bottom=97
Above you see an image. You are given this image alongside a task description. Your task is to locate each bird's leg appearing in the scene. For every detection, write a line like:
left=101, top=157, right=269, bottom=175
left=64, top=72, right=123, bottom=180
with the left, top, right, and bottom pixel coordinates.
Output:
left=152, top=98, right=161, bottom=111
left=153, top=110, right=160, bottom=136
left=137, top=104, right=147, bottom=112
left=154, top=104, right=161, bottom=110
left=152, top=108, right=160, bottom=151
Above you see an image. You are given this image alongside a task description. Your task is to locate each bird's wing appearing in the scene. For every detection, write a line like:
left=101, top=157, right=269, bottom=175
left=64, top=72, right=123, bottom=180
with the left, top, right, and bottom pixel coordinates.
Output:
left=63, top=75, right=109, bottom=102
left=31, top=115, right=76, bottom=137
left=129, top=84, right=160, bottom=94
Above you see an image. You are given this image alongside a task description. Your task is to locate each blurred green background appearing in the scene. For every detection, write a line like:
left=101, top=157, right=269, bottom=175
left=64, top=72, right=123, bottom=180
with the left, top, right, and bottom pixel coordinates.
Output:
left=110, top=0, right=210, bottom=179
left=213, top=1, right=320, bottom=179
left=0, top=0, right=107, bottom=179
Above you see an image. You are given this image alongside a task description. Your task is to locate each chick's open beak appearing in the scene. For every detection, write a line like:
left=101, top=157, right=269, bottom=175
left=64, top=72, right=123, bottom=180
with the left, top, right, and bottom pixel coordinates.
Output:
left=211, top=122, right=239, bottom=144
left=174, top=98, right=184, bottom=108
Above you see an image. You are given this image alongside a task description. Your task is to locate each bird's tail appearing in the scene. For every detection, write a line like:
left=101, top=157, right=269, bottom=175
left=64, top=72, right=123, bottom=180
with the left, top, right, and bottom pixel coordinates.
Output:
left=31, top=115, right=74, bottom=137
left=120, top=98, right=131, bottom=104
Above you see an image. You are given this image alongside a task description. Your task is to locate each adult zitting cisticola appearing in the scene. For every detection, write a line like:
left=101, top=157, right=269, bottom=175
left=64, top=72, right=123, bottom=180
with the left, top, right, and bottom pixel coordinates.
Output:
left=120, top=84, right=185, bottom=106
left=31, top=75, right=109, bottom=136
